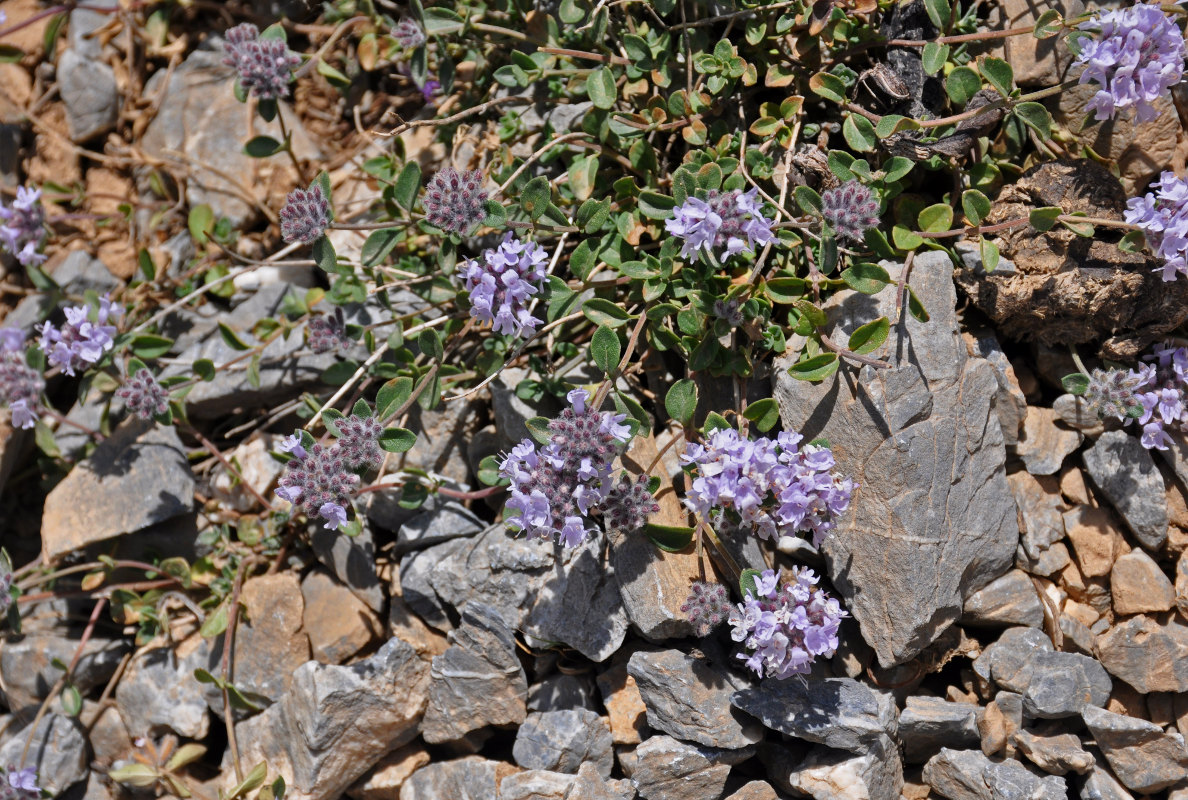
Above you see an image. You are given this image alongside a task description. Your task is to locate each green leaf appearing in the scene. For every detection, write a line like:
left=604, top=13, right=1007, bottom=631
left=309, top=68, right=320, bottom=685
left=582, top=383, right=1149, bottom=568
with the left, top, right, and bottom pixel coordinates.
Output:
left=583, top=297, right=633, bottom=328
left=1060, top=217, right=1095, bottom=237
left=703, top=411, right=731, bottom=434
left=257, top=98, right=278, bottom=123
left=1013, top=101, right=1051, bottom=139
left=129, top=334, right=174, bottom=359
left=526, top=416, right=552, bottom=444
left=419, top=328, right=444, bottom=361
left=795, top=299, right=826, bottom=328
left=809, top=72, right=846, bottom=103
left=1033, top=9, right=1063, bottom=38
left=874, top=115, right=921, bottom=138
left=980, top=238, right=1000, bottom=272
left=638, top=191, right=677, bottom=220
left=166, top=743, right=208, bottom=772
left=842, top=114, right=877, bottom=153
left=194, top=359, right=216, bottom=382
left=622, top=33, right=651, bottom=64
left=739, top=568, right=763, bottom=598
left=922, top=41, right=950, bottom=76
left=108, top=764, right=160, bottom=789
left=917, top=203, right=954, bottom=233
left=644, top=523, right=694, bottom=552
left=961, top=189, right=992, bottom=226
left=1118, top=230, right=1146, bottom=253
left=377, top=377, right=413, bottom=419
left=591, top=326, right=622, bottom=375
left=351, top=397, right=372, bottom=418
left=378, top=427, right=418, bottom=452
left=137, top=248, right=156, bottom=281
left=924, top=0, right=951, bottom=31
left=188, top=204, right=214, bottom=244
left=907, top=286, right=930, bottom=322
left=794, top=186, right=823, bottom=216
left=483, top=199, right=508, bottom=228
left=361, top=228, right=401, bottom=267
left=945, top=66, right=981, bottom=106
left=43, top=12, right=66, bottom=59
left=742, top=397, right=780, bottom=432
left=764, top=277, right=807, bottom=303
left=316, top=58, right=350, bottom=88
left=882, top=156, right=914, bottom=183
left=587, top=66, right=617, bottom=109
left=243, top=135, right=283, bottom=158
left=477, top=454, right=505, bottom=486
left=394, top=161, right=421, bottom=212
left=521, top=177, right=552, bottom=221
left=847, top=316, right=889, bottom=354
left=0, top=45, right=25, bottom=64
left=199, top=601, right=229, bottom=638
left=980, top=57, right=1013, bottom=98
left=1028, top=206, right=1062, bottom=232
left=61, top=684, right=82, bottom=716
left=665, top=378, right=698, bottom=425
left=228, top=763, right=269, bottom=800
left=788, top=353, right=839, bottom=381
left=217, top=322, right=251, bottom=351
left=312, top=235, right=337, bottom=272
left=1062, top=372, right=1091, bottom=396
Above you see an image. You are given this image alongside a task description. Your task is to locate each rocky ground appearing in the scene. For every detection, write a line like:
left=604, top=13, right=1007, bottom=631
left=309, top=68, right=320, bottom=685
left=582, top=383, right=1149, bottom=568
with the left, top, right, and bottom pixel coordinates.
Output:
left=2, top=1, right=1188, bottom=800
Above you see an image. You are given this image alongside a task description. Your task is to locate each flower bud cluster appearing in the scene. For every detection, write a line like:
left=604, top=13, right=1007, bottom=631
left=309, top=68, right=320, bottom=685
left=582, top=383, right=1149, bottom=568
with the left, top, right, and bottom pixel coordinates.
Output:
left=223, top=23, right=301, bottom=100
left=334, top=413, right=384, bottom=470
left=0, top=330, right=42, bottom=430
left=393, top=19, right=426, bottom=49
left=729, top=567, right=846, bottom=679
left=499, top=388, right=642, bottom=547
left=1087, top=343, right=1188, bottom=450
left=37, top=296, right=119, bottom=377
left=682, top=428, right=854, bottom=548
left=602, top=474, right=660, bottom=534
left=116, top=368, right=169, bottom=420
left=0, top=186, right=46, bottom=267
left=666, top=187, right=775, bottom=262
left=307, top=309, right=352, bottom=353
left=423, top=167, right=488, bottom=236
left=275, top=435, right=362, bottom=531
left=280, top=185, right=331, bottom=245
left=462, top=233, right=547, bottom=338
left=821, top=181, right=880, bottom=242
left=1124, top=171, right=1188, bottom=282
left=681, top=581, right=730, bottom=638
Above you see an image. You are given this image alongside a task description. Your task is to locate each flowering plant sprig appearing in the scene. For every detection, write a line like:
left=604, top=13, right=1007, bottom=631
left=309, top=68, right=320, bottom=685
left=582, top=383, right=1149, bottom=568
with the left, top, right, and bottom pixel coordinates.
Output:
left=461, top=233, right=548, bottom=338
left=37, top=295, right=120, bottom=378
left=1124, top=171, right=1188, bottom=282
left=0, top=329, right=45, bottom=430
left=0, top=764, right=39, bottom=800
left=666, top=187, right=776, bottom=263
left=0, top=186, right=47, bottom=268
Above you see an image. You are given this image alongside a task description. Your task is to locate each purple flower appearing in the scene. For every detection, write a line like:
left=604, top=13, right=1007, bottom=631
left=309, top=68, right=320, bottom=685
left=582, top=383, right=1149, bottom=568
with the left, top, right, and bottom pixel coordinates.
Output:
left=423, top=167, right=489, bottom=235
left=0, top=328, right=25, bottom=353
left=821, top=181, right=880, bottom=242
left=1075, top=3, right=1186, bottom=123
left=0, top=333, right=43, bottom=429
left=602, top=474, right=660, bottom=533
left=421, top=79, right=441, bottom=102
left=223, top=23, right=302, bottom=101
left=462, top=233, right=547, bottom=338
left=277, top=442, right=359, bottom=520
left=37, top=296, right=120, bottom=377
left=319, top=501, right=348, bottom=530
left=1125, top=171, right=1188, bottom=281
left=1085, top=341, right=1188, bottom=450
left=116, top=368, right=169, bottom=420
left=666, top=188, right=775, bottom=262
left=279, top=434, right=307, bottom=460
left=0, top=186, right=47, bottom=267
left=280, top=185, right=331, bottom=245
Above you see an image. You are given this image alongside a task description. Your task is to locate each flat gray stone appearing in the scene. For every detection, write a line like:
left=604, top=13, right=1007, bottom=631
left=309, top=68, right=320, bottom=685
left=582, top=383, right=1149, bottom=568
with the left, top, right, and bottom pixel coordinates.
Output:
left=1021, top=651, right=1111, bottom=719
left=1013, top=730, right=1094, bottom=776
left=922, top=748, right=1066, bottom=800
left=397, top=757, right=499, bottom=800
left=963, top=327, right=1026, bottom=446
left=1082, top=431, right=1168, bottom=551
left=310, top=520, right=384, bottom=613
left=962, top=569, right=1044, bottom=628
left=972, top=626, right=1053, bottom=689
left=1080, top=764, right=1136, bottom=800
left=0, top=631, right=130, bottom=713
left=422, top=603, right=527, bottom=744
left=53, top=250, right=120, bottom=295
left=499, top=770, right=575, bottom=800
left=1054, top=393, right=1106, bottom=435
left=527, top=673, right=596, bottom=713
left=1082, top=705, right=1188, bottom=793
left=115, top=635, right=217, bottom=739
left=511, top=709, right=614, bottom=777
left=619, top=735, right=752, bottom=800
left=731, top=676, right=897, bottom=754
left=627, top=649, right=762, bottom=749
left=567, top=762, right=635, bottom=800
left=1015, top=407, right=1082, bottom=475
left=395, top=502, right=484, bottom=554
left=784, top=738, right=903, bottom=800
left=58, top=49, right=118, bottom=142
left=898, top=696, right=980, bottom=764
left=524, top=543, right=630, bottom=662
left=773, top=252, right=1017, bottom=667
left=0, top=714, right=87, bottom=794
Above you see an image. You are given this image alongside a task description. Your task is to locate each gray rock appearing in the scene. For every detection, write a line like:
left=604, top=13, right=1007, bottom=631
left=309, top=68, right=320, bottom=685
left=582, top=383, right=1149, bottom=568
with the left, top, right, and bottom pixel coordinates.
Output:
left=1080, top=765, right=1136, bottom=800
left=772, top=252, right=1017, bottom=667
left=1094, top=614, right=1188, bottom=693
left=512, top=709, right=614, bottom=777
left=1054, top=394, right=1106, bottom=435
left=0, top=631, right=130, bottom=714
left=963, top=326, right=1026, bottom=446
left=491, top=367, right=560, bottom=450
left=568, top=762, right=635, bottom=800
left=619, top=735, right=753, bottom=800
left=58, top=49, right=119, bottom=142
left=1081, top=705, right=1188, bottom=793
left=731, top=677, right=897, bottom=754
left=41, top=420, right=194, bottom=561
left=1015, top=407, right=1083, bottom=475
left=723, top=781, right=778, bottom=800
left=500, top=770, right=575, bottom=800
left=627, top=650, right=761, bottom=750
left=962, top=569, right=1044, bottom=628
left=310, top=520, right=384, bottom=612
left=1007, top=471, right=1067, bottom=563
left=53, top=250, right=120, bottom=295
left=1012, top=730, right=1094, bottom=776
left=398, top=535, right=468, bottom=632
left=396, top=399, right=481, bottom=489
left=0, top=714, right=88, bottom=794
left=524, top=544, right=630, bottom=663
left=922, top=748, right=1066, bottom=800
left=972, top=626, right=1053, bottom=689
left=398, top=757, right=499, bottom=800
left=1082, top=431, right=1168, bottom=551
left=898, top=696, right=980, bottom=764
left=1017, top=540, right=1071, bottom=578
left=115, top=635, right=217, bottom=739
left=422, top=603, right=527, bottom=744
left=527, top=673, right=596, bottom=713
left=68, top=0, right=118, bottom=58
left=1021, top=651, right=1111, bottom=719
left=232, top=637, right=429, bottom=800
left=784, top=738, right=903, bottom=800
left=395, top=502, right=484, bottom=554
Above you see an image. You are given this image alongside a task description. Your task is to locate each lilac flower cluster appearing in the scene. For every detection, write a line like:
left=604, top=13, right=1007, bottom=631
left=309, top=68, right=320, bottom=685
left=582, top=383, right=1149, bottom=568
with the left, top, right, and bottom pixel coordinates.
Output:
left=1124, top=171, right=1188, bottom=281
left=681, top=581, right=731, bottom=638
left=307, top=310, right=352, bottom=353
left=1087, top=343, right=1188, bottom=450
left=223, top=23, right=302, bottom=101
left=280, top=185, right=331, bottom=245
left=0, top=766, right=38, bottom=800
left=37, top=296, right=119, bottom=377
left=1075, top=3, right=1186, bottom=124
left=462, top=233, right=548, bottom=338
left=275, top=435, right=361, bottom=531
left=666, top=188, right=776, bottom=262
left=334, top=414, right=384, bottom=470
left=499, top=388, right=639, bottom=547
left=682, top=428, right=854, bottom=548
left=393, top=19, right=426, bottom=49
left=0, top=186, right=47, bottom=267
left=423, top=167, right=488, bottom=235
left=117, top=369, right=169, bottom=420
left=0, top=329, right=42, bottom=430
left=729, top=567, right=846, bottom=679
left=821, top=181, right=880, bottom=242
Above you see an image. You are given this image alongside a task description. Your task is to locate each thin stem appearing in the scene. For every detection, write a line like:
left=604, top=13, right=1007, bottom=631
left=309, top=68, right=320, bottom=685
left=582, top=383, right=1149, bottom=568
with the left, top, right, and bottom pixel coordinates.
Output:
left=817, top=330, right=891, bottom=369
left=275, top=104, right=309, bottom=186
left=221, top=558, right=253, bottom=784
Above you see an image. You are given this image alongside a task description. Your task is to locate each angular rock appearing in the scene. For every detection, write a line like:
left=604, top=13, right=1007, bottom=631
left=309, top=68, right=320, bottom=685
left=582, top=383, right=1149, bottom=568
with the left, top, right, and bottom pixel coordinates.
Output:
left=596, top=662, right=648, bottom=745
left=1064, top=505, right=1128, bottom=578
left=1080, top=765, right=1136, bottom=800
left=232, top=636, right=429, bottom=800
left=210, top=436, right=285, bottom=512
left=627, top=650, right=761, bottom=749
left=566, top=762, right=634, bottom=800
left=1008, top=471, right=1068, bottom=562
left=115, top=633, right=216, bottom=739
left=898, top=696, right=981, bottom=763
left=233, top=573, right=311, bottom=703
left=398, top=757, right=502, bottom=800
left=1015, top=407, right=1083, bottom=476
left=1083, top=431, right=1168, bottom=551
left=0, top=631, right=130, bottom=713
left=1012, top=730, right=1094, bottom=776
left=395, top=400, right=481, bottom=490
left=978, top=692, right=1022, bottom=757
left=302, top=568, right=383, bottom=664
left=619, top=735, right=752, bottom=800
left=0, top=714, right=87, bottom=794
left=1095, top=614, right=1188, bottom=693
left=395, top=502, right=484, bottom=555
left=773, top=252, right=1017, bottom=666
left=41, top=420, right=194, bottom=561
left=723, top=781, right=778, bottom=800
left=998, top=0, right=1081, bottom=87
left=52, top=250, right=121, bottom=295
left=422, top=603, right=527, bottom=744
left=1053, top=394, right=1105, bottom=436
left=963, top=327, right=1027, bottom=446
left=524, top=544, right=630, bottom=662
left=1110, top=549, right=1175, bottom=615
left=58, top=48, right=119, bottom=142
left=961, top=569, right=1043, bottom=628
left=512, top=710, right=614, bottom=777
left=1178, top=550, right=1188, bottom=618
left=1021, top=651, right=1112, bottom=719
left=1082, top=705, right=1188, bottom=793
left=527, top=674, right=596, bottom=713
left=347, top=745, right=430, bottom=800
left=784, top=738, right=903, bottom=800
left=731, top=677, right=897, bottom=754
left=921, top=748, right=1066, bottom=800
left=310, top=521, right=385, bottom=613
left=499, top=771, right=576, bottom=800
left=972, top=626, right=1052, bottom=690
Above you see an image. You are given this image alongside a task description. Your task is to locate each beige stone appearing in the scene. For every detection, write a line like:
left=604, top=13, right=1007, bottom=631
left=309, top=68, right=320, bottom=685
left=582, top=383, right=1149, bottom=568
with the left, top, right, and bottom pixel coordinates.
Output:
left=347, top=746, right=430, bottom=800
left=1177, top=550, right=1188, bottom=618
left=978, top=698, right=1011, bottom=757
left=302, top=568, right=383, bottom=664
left=1057, top=558, right=1113, bottom=618
left=1107, top=681, right=1148, bottom=719
left=1064, top=505, right=1128, bottom=578
left=237, top=573, right=311, bottom=702
left=1059, top=466, right=1093, bottom=507
left=1062, top=599, right=1100, bottom=629
left=1111, top=549, right=1176, bottom=615
left=210, top=435, right=285, bottom=513
left=1168, top=482, right=1188, bottom=529
left=1015, top=407, right=1083, bottom=476
left=999, top=0, right=1083, bottom=87
left=1096, top=614, right=1188, bottom=693
left=595, top=662, right=647, bottom=745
